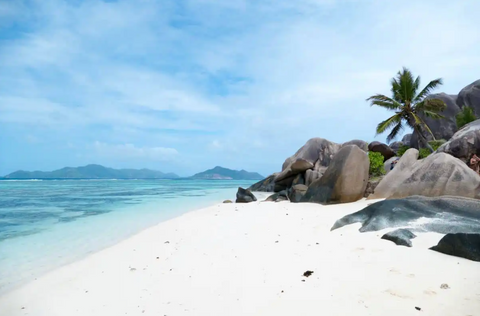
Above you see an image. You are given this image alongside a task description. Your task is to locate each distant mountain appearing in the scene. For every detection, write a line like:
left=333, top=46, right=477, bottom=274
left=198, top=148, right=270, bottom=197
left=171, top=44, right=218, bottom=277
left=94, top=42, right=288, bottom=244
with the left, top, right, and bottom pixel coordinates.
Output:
left=3, top=164, right=179, bottom=179
left=190, top=166, right=264, bottom=180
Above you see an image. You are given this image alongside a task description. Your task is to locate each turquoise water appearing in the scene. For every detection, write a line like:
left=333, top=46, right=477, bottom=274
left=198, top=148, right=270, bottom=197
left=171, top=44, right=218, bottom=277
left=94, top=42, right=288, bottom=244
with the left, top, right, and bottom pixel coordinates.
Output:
left=0, top=179, right=254, bottom=294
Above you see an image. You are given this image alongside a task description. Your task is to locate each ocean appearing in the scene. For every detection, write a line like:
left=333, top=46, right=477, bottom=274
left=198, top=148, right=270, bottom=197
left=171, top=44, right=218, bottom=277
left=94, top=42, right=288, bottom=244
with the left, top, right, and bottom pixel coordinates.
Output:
left=0, top=179, right=255, bottom=295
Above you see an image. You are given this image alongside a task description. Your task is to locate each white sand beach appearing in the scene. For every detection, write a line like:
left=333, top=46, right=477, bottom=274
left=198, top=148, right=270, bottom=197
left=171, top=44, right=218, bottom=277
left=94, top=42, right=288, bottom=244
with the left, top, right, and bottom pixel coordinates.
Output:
left=1, top=197, right=479, bottom=316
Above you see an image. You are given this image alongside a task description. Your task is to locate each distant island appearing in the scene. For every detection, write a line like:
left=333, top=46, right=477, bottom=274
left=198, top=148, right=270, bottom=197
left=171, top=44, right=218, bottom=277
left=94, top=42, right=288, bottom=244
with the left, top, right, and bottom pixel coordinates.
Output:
left=190, top=166, right=264, bottom=180
left=3, top=164, right=179, bottom=179
left=2, top=164, right=264, bottom=180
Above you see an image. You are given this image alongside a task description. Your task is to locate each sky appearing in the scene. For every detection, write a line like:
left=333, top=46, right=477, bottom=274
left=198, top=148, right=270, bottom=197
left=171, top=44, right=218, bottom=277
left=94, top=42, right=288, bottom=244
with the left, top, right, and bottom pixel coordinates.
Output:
left=1, top=0, right=480, bottom=177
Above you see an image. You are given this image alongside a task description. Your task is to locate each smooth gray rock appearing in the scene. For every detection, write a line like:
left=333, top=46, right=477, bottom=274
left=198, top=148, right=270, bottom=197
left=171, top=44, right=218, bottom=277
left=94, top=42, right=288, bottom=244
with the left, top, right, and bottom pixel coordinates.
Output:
left=305, top=169, right=324, bottom=186
left=292, top=173, right=305, bottom=186
left=381, top=229, right=417, bottom=247
left=341, top=139, right=368, bottom=152
left=236, top=187, right=257, bottom=203
left=265, top=190, right=288, bottom=202
left=302, top=145, right=369, bottom=204
left=369, top=152, right=480, bottom=200
left=282, top=138, right=341, bottom=171
left=436, top=119, right=480, bottom=163
left=363, top=176, right=383, bottom=198
left=273, top=175, right=296, bottom=192
left=430, top=233, right=480, bottom=262
left=383, top=156, right=400, bottom=175
left=265, top=193, right=278, bottom=202
left=368, top=141, right=395, bottom=161
left=331, top=195, right=480, bottom=234
left=248, top=174, right=276, bottom=192
left=456, top=79, right=480, bottom=115
left=410, top=93, right=460, bottom=148
left=275, top=159, right=313, bottom=183
left=289, top=184, right=308, bottom=203
left=389, top=141, right=403, bottom=153
left=402, top=134, right=412, bottom=146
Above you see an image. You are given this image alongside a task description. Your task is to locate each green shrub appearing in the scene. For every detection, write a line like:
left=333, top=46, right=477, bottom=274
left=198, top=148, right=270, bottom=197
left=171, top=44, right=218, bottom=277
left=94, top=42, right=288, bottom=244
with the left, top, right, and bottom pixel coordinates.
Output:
left=428, top=139, right=446, bottom=151
left=456, top=106, right=477, bottom=129
left=397, top=145, right=410, bottom=157
left=418, top=148, right=431, bottom=159
left=368, top=151, right=385, bottom=177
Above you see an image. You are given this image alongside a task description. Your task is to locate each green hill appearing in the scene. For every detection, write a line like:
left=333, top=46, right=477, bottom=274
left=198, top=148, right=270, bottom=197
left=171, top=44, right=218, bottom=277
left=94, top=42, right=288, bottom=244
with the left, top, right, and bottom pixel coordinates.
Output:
left=4, top=164, right=179, bottom=179
left=190, top=166, right=263, bottom=180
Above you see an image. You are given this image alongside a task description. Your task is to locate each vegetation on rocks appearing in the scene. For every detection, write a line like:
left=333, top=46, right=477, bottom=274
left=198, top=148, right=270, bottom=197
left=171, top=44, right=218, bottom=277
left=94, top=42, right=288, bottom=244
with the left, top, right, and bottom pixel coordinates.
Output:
left=428, top=139, right=446, bottom=151
left=397, top=145, right=411, bottom=157
left=456, top=106, right=478, bottom=129
left=414, top=140, right=447, bottom=159
left=367, top=67, right=446, bottom=152
left=418, top=148, right=431, bottom=159
left=368, top=151, right=385, bottom=177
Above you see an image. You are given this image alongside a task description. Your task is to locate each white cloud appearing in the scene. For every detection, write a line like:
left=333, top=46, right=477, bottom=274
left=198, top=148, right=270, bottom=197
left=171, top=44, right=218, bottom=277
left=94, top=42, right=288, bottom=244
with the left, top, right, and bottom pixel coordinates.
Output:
left=1, top=0, right=480, bottom=175
left=92, top=142, right=179, bottom=161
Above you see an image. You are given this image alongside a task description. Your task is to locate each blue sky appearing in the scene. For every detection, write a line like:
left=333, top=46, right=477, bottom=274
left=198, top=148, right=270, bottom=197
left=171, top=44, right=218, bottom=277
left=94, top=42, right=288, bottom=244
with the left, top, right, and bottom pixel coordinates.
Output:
left=1, top=0, right=480, bottom=177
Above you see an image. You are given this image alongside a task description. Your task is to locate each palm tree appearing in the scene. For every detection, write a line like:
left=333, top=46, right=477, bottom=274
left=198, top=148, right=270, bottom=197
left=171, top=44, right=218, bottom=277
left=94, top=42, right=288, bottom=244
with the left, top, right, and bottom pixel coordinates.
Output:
left=456, top=106, right=477, bottom=129
left=366, top=67, right=446, bottom=152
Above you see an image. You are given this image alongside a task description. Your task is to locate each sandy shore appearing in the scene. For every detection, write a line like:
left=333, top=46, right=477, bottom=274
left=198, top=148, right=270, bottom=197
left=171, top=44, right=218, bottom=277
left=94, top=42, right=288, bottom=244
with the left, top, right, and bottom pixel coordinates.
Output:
left=1, top=197, right=479, bottom=316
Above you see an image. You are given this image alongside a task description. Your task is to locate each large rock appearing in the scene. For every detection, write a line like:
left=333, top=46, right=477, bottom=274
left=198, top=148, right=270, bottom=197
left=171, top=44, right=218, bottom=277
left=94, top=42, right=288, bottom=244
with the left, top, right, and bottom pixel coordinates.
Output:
left=389, top=141, right=403, bottom=153
left=363, top=176, right=383, bottom=198
left=410, top=93, right=461, bottom=148
left=341, top=139, right=368, bottom=152
left=305, top=169, right=324, bottom=186
left=401, top=134, right=412, bottom=146
left=248, top=174, right=276, bottom=192
left=273, top=175, right=296, bottom=192
left=436, top=119, right=480, bottom=163
left=369, top=152, right=480, bottom=200
left=301, top=145, right=369, bottom=204
left=456, top=79, right=480, bottom=115
left=265, top=190, right=288, bottom=202
left=236, top=187, right=257, bottom=203
left=292, top=173, right=305, bottom=186
left=331, top=195, right=480, bottom=233
left=282, top=138, right=341, bottom=171
left=381, top=229, right=417, bottom=247
left=430, top=233, right=480, bottom=262
left=288, top=184, right=308, bottom=203
left=383, top=156, right=399, bottom=175
left=275, top=159, right=313, bottom=183
left=368, top=141, right=395, bottom=161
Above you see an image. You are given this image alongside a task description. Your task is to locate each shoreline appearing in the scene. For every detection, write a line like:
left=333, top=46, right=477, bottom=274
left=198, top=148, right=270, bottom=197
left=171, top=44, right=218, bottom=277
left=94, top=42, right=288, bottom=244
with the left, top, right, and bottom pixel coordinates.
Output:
left=1, top=197, right=479, bottom=315
left=0, top=190, right=257, bottom=297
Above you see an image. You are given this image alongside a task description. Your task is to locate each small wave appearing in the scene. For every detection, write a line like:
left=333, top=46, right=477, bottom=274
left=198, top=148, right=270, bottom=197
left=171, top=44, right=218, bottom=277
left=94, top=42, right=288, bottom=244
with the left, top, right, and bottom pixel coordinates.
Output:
left=0, top=179, right=43, bottom=182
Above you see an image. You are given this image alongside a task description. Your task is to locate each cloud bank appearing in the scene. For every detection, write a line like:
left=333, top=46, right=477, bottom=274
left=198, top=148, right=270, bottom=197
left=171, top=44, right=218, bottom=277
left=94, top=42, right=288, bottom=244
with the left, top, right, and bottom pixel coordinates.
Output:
left=1, top=0, right=479, bottom=176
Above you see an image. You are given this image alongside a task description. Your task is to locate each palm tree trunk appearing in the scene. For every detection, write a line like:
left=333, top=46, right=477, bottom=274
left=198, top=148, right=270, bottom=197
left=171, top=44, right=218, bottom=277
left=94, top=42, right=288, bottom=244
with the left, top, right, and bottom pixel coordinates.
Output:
left=408, top=114, right=434, bottom=153
left=415, top=124, right=434, bottom=153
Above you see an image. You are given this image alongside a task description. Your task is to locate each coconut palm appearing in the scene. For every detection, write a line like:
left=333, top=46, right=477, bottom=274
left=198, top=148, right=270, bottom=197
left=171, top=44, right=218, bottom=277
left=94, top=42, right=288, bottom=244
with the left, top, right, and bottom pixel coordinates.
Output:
left=367, top=67, right=446, bottom=152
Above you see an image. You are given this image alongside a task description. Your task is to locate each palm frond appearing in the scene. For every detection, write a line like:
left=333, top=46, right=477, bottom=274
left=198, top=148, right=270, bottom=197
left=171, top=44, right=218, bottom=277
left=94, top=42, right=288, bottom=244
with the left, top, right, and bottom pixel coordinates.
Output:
left=376, top=113, right=402, bottom=135
left=423, top=111, right=445, bottom=119
left=413, top=76, right=420, bottom=95
left=398, top=67, right=416, bottom=103
left=418, top=98, right=447, bottom=112
left=366, top=94, right=403, bottom=110
left=411, top=112, right=436, bottom=140
left=390, top=78, right=402, bottom=102
left=386, top=121, right=404, bottom=143
left=414, top=78, right=443, bottom=102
